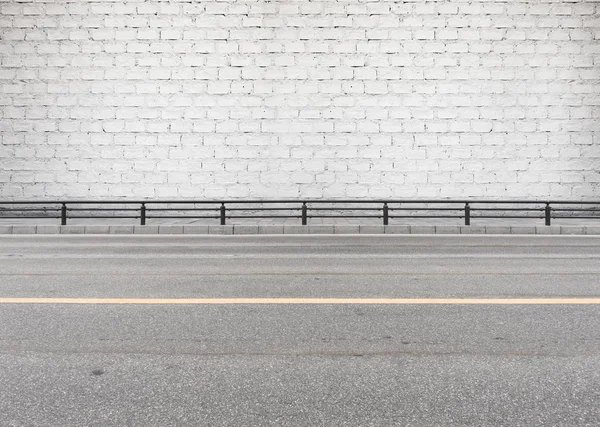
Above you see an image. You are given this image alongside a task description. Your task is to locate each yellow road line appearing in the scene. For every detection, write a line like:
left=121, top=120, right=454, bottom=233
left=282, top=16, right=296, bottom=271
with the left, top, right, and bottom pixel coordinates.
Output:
left=0, top=298, right=599, bottom=305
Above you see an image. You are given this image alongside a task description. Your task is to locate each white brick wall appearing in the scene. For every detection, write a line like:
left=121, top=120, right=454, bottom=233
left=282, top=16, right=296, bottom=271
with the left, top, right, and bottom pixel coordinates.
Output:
left=1, top=0, right=599, bottom=199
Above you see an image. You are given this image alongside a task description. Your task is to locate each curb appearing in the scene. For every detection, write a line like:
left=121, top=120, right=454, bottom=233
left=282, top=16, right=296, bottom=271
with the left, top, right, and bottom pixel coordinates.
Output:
left=1, top=225, right=599, bottom=235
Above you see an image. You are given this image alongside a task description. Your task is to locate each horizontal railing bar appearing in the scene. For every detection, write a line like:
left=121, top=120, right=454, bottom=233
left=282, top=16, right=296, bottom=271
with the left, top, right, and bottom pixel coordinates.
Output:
left=0, top=208, right=61, bottom=212
left=471, top=208, right=544, bottom=212
left=146, top=208, right=219, bottom=212
left=308, top=208, right=383, bottom=211
left=0, top=216, right=61, bottom=219
left=65, top=216, right=140, bottom=219
left=309, top=215, right=382, bottom=218
left=552, top=208, right=600, bottom=212
left=226, top=208, right=300, bottom=211
left=66, top=208, right=141, bottom=211
left=2, top=206, right=592, bottom=213
left=544, top=202, right=600, bottom=205
left=472, top=216, right=545, bottom=219
left=552, top=216, right=600, bottom=219
left=146, top=216, right=220, bottom=219
left=227, top=215, right=301, bottom=219
left=389, top=215, right=464, bottom=219
left=390, top=208, right=464, bottom=211
left=2, top=200, right=600, bottom=205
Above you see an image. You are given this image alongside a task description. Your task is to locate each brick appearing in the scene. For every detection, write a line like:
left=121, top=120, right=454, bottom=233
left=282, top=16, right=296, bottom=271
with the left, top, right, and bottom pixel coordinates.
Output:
left=233, top=225, right=259, bottom=234
left=0, top=1, right=597, bottom=202
left=510, top=226, right=536, bottom=235
left=560, top=226, right=586, bottom=235
left=384, top=225, right=411, bottom=234
left=460, top=226, right=486, bottom=234
left=158, top=225, right=184, bottom=234
left=208, top=225, right=234, bottom=235
left=308, top=225, right=334, bottom=234
left=283, top=226, right=308, bottom=234
left=134, top=226, right=160, bottom=234
left=535, top=226, right=561, bottom=235
left=183, top=225, right=209, bottom=234
left=435, top=226, right=461, bottom=234
left=485, top=226, right=511, bottom=235
left=360, top=225, right=385, bottom=234
left=85, top=225, right=110, bottom=234
left=410, top=225, right=436, bottom=234
left=11, top=225, right=37, bottom=234
left=334, top=225, right=360, bottom=234
left=109, top=226, right=134, bottom=234
left=585, top=226, right=600, bottom=235
left=60, top=226, right=86, bottom=234
left=258, top=225, right=284, bottom=234
left=0, top=226, right=13, bottom=234
left=36, top=225, right=61, bottom=234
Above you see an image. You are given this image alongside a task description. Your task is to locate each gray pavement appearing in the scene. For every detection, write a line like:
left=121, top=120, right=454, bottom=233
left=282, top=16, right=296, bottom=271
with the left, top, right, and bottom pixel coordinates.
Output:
left=1, top=235, right=600, bottom=426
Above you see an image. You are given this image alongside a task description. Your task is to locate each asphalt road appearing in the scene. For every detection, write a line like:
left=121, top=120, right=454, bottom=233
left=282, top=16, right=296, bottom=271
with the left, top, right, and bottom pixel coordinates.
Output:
left=0, top=235, right=599, bottom=426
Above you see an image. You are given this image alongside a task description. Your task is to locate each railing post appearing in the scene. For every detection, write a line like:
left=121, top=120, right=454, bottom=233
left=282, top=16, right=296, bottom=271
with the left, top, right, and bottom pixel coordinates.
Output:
left=464, top=203, right=470, bottom=226
left=220, top=203, right=226, bottom=225
left=545, top=203, right=551, bottom=226
left=302, top=202, right=307, bottom=225
left=383, top=203, right=389, bottom=226
left=61, top=203, right=67, bottom=225
left=140, top=203, right=146, bottom=225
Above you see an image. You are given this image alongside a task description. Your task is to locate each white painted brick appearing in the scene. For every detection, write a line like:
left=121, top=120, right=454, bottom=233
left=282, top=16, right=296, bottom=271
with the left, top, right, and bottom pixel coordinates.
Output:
left=0, top=1, right=597, bottom=200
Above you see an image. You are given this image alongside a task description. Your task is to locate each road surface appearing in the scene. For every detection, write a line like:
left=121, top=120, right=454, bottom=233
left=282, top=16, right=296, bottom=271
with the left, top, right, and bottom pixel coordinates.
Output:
left=0, top=235, right=599, bottom=426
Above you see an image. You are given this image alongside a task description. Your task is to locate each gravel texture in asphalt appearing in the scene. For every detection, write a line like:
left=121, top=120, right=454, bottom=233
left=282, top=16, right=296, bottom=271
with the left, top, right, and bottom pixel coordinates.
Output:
left=1, top=235, right=599, bottom=426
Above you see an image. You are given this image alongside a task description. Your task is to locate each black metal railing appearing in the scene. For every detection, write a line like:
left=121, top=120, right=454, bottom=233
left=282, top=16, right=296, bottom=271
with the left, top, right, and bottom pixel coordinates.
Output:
left=0, top=200, right=599, bottom=226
